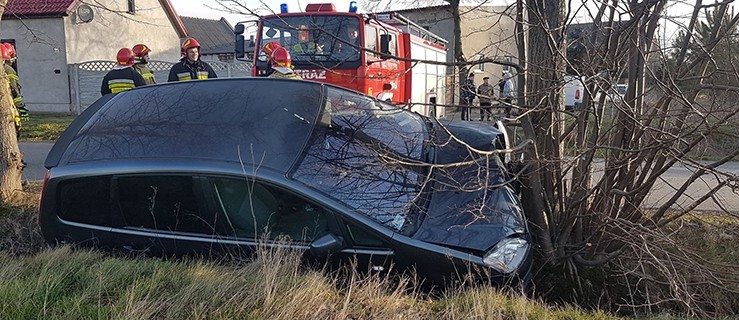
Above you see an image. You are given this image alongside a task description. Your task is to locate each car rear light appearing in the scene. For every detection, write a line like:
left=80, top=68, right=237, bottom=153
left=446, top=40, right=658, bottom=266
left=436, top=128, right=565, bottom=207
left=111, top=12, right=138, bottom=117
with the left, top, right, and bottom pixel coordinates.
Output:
left=38, top=169, right=50, bottom=225
left=575, top=89, right=581, bottom=100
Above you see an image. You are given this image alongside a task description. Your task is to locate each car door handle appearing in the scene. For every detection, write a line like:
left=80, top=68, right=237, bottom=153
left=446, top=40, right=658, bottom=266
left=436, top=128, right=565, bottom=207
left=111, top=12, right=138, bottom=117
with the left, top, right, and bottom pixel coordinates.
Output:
left=122, top=245, right=150, bottom=254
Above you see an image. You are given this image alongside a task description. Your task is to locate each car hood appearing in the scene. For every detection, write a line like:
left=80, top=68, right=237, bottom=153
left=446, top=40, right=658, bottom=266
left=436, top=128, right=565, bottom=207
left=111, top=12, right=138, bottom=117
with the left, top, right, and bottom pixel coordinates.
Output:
left=411, top=168, right=527, bottom=253
left=410, top=120, right=525, bottom=252
left=434, top=120, right=504, bottom=164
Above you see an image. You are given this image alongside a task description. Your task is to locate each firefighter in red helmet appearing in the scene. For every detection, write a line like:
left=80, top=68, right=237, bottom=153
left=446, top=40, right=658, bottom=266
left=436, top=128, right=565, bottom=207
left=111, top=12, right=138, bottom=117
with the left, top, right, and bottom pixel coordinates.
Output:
left=168, top=37, right=217, bottom=82
left=131, top=43, right=156, bottom=85
left=260, top=41, right=282, bottom=77
left=267, top=47, right=301, bottom=80
left=1, top=43, right=24, bottom=136
left=101, top=48, right=146, bottom=95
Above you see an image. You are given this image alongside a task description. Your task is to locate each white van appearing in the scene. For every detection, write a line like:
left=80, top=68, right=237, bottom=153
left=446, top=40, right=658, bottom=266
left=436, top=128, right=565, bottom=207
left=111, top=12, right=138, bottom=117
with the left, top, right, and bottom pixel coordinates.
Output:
left=563, top=75, right=585, bottom=109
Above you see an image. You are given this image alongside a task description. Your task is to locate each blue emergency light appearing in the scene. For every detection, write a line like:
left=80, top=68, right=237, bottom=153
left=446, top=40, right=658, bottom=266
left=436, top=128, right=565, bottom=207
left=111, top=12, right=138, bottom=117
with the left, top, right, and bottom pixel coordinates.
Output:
left=280, top=3, right=288, bottom=13
left=349, top=1, right=358, bottom=12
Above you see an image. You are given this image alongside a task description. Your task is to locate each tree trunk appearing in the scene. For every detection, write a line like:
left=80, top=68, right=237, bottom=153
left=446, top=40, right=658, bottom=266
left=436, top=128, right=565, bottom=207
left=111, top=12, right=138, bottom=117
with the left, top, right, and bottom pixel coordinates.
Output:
left=521, top=0, right=567, bottom=261
left=0, top=0, right=26, bottom=204
left=447, top=0, right=467, bottom=107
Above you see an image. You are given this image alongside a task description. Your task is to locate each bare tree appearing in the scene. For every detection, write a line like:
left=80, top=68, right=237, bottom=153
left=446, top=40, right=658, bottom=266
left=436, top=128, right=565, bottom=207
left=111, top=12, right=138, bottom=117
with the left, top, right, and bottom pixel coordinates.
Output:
left=0, top=0, right=25, bottom=204
left=514, top=0, right=739, bottom=314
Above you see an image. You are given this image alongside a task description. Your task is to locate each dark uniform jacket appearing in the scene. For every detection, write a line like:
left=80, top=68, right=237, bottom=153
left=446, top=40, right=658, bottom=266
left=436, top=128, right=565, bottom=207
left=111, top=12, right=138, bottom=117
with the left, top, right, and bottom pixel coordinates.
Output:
left=133, top=63, right=156, bottom=85
left=167, top=58, right=218, bottom=82
left=101, top=67, right=146, bottom=95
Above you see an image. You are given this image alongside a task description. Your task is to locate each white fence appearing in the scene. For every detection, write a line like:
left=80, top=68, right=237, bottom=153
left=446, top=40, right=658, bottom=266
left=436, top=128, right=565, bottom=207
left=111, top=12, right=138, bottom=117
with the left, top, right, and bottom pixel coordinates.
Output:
left=69, top=60, right=253, bottom=114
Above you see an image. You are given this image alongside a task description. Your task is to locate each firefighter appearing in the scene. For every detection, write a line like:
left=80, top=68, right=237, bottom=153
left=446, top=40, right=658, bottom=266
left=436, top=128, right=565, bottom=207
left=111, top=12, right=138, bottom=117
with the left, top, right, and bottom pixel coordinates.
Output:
left=132, top=43, right=156, bottom=85
left=2, top=43, right=27, bottom=135
left=261, top=41, right=282, bottom=77
left=292, top=25, right=322, bottom=55
left=267, top=47, right=301, bottom=80
left=101, top=48, right=146, bottom=95
left=168, top=38, right=217, bottom=82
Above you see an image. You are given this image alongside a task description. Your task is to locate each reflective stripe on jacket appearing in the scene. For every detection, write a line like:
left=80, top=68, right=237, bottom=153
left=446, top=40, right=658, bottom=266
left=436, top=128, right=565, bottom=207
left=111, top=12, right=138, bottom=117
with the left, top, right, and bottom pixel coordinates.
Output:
left=101, top=67, right=146, bottom=96
left=268, top=67, right=302, bottom=80
left=167, top=58, right=217, bottom=82
left=133, top=63, right=157, bottom=85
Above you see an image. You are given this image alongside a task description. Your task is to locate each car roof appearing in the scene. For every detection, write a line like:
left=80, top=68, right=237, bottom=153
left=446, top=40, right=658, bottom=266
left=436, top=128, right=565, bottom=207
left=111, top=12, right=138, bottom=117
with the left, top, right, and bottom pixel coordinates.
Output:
left=48, top=78, right=327, bottom=174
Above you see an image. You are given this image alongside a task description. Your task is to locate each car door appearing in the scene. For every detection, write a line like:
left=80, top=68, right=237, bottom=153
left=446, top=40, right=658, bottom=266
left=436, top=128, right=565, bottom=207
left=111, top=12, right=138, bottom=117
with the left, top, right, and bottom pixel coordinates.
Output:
left=333, top=218, right=395, bottom=276
left=109, top=174, right=229, bottom=256
left=201, top=175, right=343, bottom=261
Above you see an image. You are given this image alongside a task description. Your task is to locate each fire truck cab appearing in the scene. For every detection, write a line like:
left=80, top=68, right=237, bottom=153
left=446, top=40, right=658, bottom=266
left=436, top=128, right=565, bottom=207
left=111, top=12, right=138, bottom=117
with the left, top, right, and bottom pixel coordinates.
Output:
left=237, top=3, right=449, bottom=118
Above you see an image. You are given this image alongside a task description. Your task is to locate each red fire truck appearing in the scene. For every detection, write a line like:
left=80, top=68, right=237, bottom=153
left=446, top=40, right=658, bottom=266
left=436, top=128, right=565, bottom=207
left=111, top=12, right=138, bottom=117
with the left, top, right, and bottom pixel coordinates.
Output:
left=237, top=3, right=449, bottom=118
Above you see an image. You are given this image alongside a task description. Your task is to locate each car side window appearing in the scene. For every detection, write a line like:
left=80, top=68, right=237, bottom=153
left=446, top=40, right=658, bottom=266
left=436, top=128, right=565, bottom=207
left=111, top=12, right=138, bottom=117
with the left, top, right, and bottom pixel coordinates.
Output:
left=209, top=177, right=331, bottom=243
left=59, top=176, right=110, bottom=226
left=115, top=176, right=218, bottom=235
left=346, top=223, right=387, bottom=248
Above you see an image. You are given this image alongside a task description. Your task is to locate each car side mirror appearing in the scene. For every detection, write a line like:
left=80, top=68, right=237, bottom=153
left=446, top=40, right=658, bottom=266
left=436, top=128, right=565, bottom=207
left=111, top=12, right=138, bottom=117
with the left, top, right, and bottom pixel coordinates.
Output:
left=309, top=233, right=345, bottom=257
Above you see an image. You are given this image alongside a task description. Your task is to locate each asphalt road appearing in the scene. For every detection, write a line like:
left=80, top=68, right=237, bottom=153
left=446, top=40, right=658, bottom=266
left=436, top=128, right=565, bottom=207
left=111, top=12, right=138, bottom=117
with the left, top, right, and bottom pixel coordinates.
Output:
left=18, top=142, right=739, bottom=212
left=20, top=142, right=54, bottom=182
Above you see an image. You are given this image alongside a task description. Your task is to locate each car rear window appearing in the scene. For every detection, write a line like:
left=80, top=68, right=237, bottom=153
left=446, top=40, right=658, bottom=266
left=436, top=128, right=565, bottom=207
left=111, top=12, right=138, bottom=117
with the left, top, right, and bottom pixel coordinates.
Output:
left=59, top=177, right=111, bottom=226
left=60, top=79, right=323, bottom=173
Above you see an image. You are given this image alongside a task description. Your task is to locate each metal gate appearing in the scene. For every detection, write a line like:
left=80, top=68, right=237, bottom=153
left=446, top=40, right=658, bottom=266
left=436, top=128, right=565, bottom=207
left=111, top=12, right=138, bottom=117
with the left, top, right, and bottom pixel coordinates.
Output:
left=70, top=60, right=253, bottom=114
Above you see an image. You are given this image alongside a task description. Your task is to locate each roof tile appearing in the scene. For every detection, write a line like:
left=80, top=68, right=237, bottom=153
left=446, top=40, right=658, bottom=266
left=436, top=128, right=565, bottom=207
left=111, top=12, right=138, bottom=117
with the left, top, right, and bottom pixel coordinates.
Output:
left=180, top=16, right=234, bottom=55
left=3, top=0, right=76, bottom=17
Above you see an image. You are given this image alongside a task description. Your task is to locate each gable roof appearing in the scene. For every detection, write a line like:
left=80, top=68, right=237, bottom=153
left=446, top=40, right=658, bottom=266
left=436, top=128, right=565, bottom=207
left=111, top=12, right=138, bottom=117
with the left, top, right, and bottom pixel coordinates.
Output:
left=180, top=16, right=234, bottom=55
left=2, top=0, right=188, bottom=38
left=3, top=0, right=76, bottom=17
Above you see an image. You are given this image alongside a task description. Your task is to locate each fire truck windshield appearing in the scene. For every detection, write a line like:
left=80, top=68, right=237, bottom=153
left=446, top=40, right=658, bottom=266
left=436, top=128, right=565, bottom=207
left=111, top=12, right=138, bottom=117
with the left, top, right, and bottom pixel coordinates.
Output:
left=258, top=16, right=362, bottom=69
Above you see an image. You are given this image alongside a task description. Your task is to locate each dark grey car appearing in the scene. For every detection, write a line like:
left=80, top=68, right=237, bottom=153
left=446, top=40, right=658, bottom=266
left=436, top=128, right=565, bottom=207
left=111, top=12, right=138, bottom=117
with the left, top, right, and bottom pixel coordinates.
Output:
left=39, top=78, right=531, bottom=286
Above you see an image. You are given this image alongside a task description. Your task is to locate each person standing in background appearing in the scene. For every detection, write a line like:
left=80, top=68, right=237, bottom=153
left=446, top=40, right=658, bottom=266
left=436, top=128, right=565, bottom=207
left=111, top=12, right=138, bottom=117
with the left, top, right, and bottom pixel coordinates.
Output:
left=132, top=44, right=156, bottom=85
left=477, top=76, right=494, bottom=121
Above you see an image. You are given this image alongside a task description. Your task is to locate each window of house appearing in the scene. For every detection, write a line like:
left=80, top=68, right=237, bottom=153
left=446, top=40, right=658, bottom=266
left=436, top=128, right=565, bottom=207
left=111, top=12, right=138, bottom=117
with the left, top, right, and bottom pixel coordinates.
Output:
left=116, top=176, right=218, bottom=235
left=209, top=177, right=331, bottom=243
left=127, top=0, right=135, bottom=14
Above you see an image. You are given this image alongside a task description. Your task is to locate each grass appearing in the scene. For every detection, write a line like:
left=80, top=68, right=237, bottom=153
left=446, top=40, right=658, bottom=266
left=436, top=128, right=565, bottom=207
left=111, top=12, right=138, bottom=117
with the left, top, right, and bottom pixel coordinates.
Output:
left=19, top=113, right=76, bottom=142
left=0, top=184, right=620, bottom=320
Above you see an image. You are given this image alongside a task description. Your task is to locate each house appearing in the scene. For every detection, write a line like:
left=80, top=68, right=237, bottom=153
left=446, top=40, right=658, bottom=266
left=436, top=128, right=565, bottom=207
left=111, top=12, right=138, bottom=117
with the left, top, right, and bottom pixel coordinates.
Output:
left=180, top=16, right=236, bottom=62
left=1, top=0, right=188, bottom=113
left=381, top=5, right=518, bottom=104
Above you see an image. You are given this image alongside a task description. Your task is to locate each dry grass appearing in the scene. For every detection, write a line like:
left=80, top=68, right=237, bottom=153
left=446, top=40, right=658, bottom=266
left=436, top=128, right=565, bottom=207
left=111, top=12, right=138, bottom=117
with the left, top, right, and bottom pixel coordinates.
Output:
left=0, top=184, right=618, bottom=319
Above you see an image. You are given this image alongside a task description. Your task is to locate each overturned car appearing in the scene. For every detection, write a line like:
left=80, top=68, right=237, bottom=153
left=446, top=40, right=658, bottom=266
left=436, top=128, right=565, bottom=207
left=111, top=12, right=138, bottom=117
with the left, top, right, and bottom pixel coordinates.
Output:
left=39, top=78, right=531, bottom=286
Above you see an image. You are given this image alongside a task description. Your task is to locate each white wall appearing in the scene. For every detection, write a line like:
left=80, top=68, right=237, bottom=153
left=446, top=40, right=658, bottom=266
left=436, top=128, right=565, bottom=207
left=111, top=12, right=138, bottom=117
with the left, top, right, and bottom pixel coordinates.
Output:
left=64, top=0, right=182, bottom=63
left=0, top=18, right=71, bottom=113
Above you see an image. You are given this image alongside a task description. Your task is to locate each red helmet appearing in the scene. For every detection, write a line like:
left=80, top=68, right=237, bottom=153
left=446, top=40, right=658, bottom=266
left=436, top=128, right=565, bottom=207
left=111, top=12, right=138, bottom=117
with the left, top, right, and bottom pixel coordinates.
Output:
left=116, top=48, right=135, bottom=67
left=0, top=45, right=10, bottom=60
left=131, top=44, right=151, bottom=60
left=271, top=47, right=292, bottom=68
left=261, top=41, right=282, bottom=56
left=2, top=43, right=16, bottom=59
left=181, top=38, right=200, bottom=56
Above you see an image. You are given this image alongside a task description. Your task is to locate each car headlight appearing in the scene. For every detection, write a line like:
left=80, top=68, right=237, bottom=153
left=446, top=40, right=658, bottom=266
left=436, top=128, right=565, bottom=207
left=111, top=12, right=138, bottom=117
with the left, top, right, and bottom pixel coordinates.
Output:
left=482, top=237, right=529, bottom=274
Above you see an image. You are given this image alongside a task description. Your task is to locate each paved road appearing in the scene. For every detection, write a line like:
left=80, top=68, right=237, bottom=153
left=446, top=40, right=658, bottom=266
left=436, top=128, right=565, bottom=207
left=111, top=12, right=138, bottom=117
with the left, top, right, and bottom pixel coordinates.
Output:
left=18, top=142, right=738, bottom=212
left=20, top=142, right=54, bottom=182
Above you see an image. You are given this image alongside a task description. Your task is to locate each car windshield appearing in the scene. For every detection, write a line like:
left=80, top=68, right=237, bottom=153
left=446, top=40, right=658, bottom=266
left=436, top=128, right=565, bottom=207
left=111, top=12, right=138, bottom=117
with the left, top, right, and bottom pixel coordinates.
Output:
left=258, top=16, right=361, bottom=68
left=291, top=87, right=429, bottom=234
